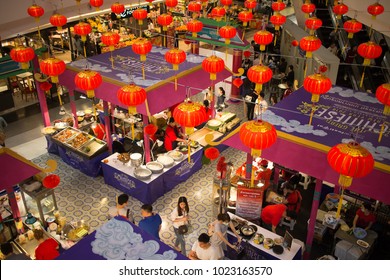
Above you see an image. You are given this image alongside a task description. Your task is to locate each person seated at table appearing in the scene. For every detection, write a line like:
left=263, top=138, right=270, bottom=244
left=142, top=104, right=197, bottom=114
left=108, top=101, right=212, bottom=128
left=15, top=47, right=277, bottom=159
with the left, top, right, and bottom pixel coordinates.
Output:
left=283, top=184, right=302, bottom=214
left=188, top=233, right=220, bottom=260
left=164, top=117, right=186, bottom=151
left=33, top=229, right=60, bottom=260
left=139, top=204, right=162, bottom=240
left=108, top=194, right=134, bottom=223
left=352, top=203, right=376, bottom=231
left=1, top=242, right=30, bottom=260
left=261, top=204, right=296, bottom=233
left=255, top=160, right=272, bottom=187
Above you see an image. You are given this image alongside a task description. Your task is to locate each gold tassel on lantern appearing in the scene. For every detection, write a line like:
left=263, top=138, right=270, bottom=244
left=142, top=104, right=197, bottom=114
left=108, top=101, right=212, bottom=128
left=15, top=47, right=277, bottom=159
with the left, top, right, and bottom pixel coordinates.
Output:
left=378, top=122, right=386, bottom=142
left=360, top=66, right=366, bottom=88
left=338, top=174, right=353, bottom=188
left=86, top=90, right=95, bottom=99
left=255, top=84, right=262, bottom=93
left=185, top=127, right=194, bottom=135
left=128, top=106, right=137, bottom=114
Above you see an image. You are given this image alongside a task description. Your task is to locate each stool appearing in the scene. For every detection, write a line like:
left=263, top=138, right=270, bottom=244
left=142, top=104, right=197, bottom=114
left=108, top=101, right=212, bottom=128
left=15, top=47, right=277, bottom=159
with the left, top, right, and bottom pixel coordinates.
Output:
left=280, top=218, right=296, bottom=231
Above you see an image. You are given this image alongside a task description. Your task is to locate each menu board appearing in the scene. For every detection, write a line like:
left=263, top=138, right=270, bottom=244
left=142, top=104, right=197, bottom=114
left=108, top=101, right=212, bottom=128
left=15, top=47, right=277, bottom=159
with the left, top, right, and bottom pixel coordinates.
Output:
left=235, top=186, right=263, bottom=220
left=283, top=231, right=293, bottom=251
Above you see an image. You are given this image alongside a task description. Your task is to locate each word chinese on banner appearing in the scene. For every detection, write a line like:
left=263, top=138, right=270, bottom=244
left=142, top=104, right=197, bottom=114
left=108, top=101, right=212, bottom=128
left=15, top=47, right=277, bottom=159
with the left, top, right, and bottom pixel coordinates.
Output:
left=235, top=186, right=263, bottom=220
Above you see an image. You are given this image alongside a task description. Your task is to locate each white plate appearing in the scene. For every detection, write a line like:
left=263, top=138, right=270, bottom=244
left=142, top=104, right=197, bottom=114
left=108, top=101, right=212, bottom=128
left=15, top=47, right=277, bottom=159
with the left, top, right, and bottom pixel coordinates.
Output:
left=207, top=119, right=222, bottom=127
left=356, top=239, right=369, bottom=248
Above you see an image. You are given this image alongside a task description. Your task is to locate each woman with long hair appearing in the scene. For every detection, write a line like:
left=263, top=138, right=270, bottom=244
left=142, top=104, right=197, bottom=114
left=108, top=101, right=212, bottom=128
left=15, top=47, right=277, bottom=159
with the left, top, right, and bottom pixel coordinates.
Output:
left=170, top=197, right=190, bottom=254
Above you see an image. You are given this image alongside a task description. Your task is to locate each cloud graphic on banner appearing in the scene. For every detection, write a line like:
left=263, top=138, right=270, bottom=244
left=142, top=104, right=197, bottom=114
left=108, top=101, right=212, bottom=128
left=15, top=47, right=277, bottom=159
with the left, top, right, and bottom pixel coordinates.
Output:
left=70, top=60, right=112, bottom=73
left=186, top=54, right=204, bottom=64
left=91, top=219, right=177, bottom=260
left=341, top=138, right=390, bottom=161
left=329, top=87, right=379, bottom=104
left=151, top=47, right=168, bottom=55
left=115, top=73, right=158, bottom=87
left=262, top=110, right=327, bottom=136
left=200, top=34, right=212, bottom=39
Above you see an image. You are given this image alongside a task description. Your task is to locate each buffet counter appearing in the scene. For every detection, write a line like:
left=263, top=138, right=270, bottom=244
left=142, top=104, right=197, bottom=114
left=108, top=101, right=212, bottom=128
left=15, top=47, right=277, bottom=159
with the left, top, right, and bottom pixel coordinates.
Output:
left=101, top=147, right=203, bottom=204
left=226, top=213, right=302, bottom=260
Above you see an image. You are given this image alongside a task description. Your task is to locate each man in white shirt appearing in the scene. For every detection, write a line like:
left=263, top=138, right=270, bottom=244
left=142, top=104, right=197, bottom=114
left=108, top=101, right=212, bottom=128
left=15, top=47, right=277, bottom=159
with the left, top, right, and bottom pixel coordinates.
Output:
left=108, top=194, right=134, bottom=222
left=188, top=233, right=220, bottom=260
left=254, top=92, right=268, bottom=117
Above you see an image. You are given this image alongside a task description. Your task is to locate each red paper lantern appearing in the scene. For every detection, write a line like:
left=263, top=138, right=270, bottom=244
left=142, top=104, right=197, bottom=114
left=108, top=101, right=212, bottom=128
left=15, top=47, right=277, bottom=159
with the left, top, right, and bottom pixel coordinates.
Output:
left=243, top=50, right=251, bottom=58
left=218, top=25, right=237, bottom=45
left=42, top=174, right=60, bottom=189
left=133, top=8, right=148, bottom=25
left=173, top=101, right=207, bottom=134
left=101, top=32, right=120, bottom=51
left=238, top=10, right=253, bottom=27
left=165, top=0, right=178, bottom=10
left=291, top=40, right=299, bottom=47
left=27, top=4, right=44, bottom=22
left=247, top=64, right=273, bottom=93
left=211, top=6, right=226, bottom=21
left=333, top=3, right=348, bottom=19
left=188, top=1, right=202, bottom=13
left=157, top=14, right=173, bottom=31
left=254, top=30, right=273, bottom=51
left=300, top=36, right=322, bottom=58
left=221, top=0, right=232, bottom=9
left=40, top=58, right=66, bottom=84
left=111, top=2, right=125, bottom=14
left=117, top=84, right=147, bottom=114
left=327, top=141, right=374, bottom=188
left=303, top=73, right=332, bottom=103
left=301, top=1, right=315, bottom=18
left=132, top=38, right=153, bottom=62
left=239, top=120, right=277, bottom=156
left=357, top=41, right=382, bottom=66
left=50, top=14, right=67, bottom=31
left=270, top=13, right=286, bottom=30
left=10, top=46, right=35, bottom=69
left=305, top=17, right=322, bottom=35
left=233, top=78, right=243, bottom=88
left=343, top=19, right=362, bottom=39
left=187, top=19, right=203, bottom=37
left=376, top=83, right=390, bottom=116
left=144, top=124, right=158, bottom=135
left=90, top=0, right=103, bottom=10
left=205, top=147, right=220, bottom=160
left=74, top=70, right=103, bottom=98
left=145, top=0, right=154, bottom=6
left=39, top=81, right=52, bottom=92
left=74, top=22, right=92, bottom=42
left=319, top=65, right=328, bottom=73
left=165, top=48, right=187, bottom=70
left=271, top=1, right=286, bottom=12
left=202, top=55, right=225, bottom=81
left=367, top=2, right=384, bottom=19
left=245, top=0, right=257, bottom=12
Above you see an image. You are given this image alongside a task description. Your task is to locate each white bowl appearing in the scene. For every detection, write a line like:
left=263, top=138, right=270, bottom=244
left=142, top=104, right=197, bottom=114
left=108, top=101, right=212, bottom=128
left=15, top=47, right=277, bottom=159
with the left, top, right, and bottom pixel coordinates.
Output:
left=146, top=161, right=164, bottom=174
left=157, top=155, right=174, bottom=167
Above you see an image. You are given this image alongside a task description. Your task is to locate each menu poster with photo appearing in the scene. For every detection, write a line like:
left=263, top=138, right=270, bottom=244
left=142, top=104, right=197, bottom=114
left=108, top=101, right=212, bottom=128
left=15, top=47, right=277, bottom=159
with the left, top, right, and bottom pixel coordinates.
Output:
left=235, top=186, right=263, bottom=220
left=283, top=231, right=293, bottom=251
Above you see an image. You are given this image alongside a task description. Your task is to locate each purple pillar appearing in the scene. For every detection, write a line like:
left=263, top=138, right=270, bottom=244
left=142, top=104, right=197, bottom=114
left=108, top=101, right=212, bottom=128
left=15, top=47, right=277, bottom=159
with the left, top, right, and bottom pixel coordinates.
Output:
left=7, top=188, right=20, bottom=221
left=103, top=101, right=112, bottom=153
left=32, top=56, right=51, bottom=127
left=231, top=49, right=243, bottom=100
left=305, top=178, right=323, bottom=259
left=143, top=114, right=151, bottom=163
left=245, top=153, right=252, bottom=180
left=69, top=90, right=78, bottom=129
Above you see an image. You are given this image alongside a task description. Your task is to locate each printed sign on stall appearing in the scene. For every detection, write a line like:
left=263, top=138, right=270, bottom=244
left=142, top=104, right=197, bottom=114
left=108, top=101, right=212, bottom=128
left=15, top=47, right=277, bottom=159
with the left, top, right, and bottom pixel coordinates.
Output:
left=235, top=186, right=263, bottom=220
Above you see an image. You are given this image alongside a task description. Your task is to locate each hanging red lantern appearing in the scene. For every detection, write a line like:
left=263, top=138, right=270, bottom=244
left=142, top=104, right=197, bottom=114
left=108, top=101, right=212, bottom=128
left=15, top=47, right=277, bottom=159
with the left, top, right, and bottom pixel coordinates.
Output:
left=39, top=81, right=52, bottom=93
left=188, top=1, right=202, bottom=13
left=219, top=25, right=237, bottom=45
left=271, top=1, right=286, bottom=12
left=10, top=46, right=35, bottom=70
left=305, top=17, right=322, bottom=35
left=291, top=40, right=299, bottom=47
left=74, top=70, right=103, bottom=98
left=239, top=120, right=277, bottom=156
left=243, top=50, right=251, bottom=58
left=376, top=83, right=390, bottom=116
left=144, top=124, right=158, bottom=135
left=333, top=3, right=348, bottom=19
left=303, top=73, right=332, bottom=103
left=157, top=14, right=173, bottom=31
left=73, top=22, right=92, bottom=42
left=211, top=6, right=226, bottom=21
left=50, top=14, right=67, bottom=31
left=221, top=0, right=232, bottom=9
left=205, top=147, right=220, bottom=160
left=165, top=0, right=178, bottom=10
left=327, top=141, right=374, bottom=188
left=300, top=35, right=322, bottom=58
left=343, top=19, right=362, bottom=39
left=90, top=0, right=104, bottom=11
left=357, top=41, right=382, bottom=66
left=27, top=4, right=44, bottom=22
left=42, top=174, right=61, bottom=189
left=367, top=2, right=384, bottom=19
left=254, top=30, right=273, bottom=51
left=319, top=65, right=328, bottom=73
left=247, top=64, right=273, bottom=93
left=145, top=0, right=154, bottom=7
left=132, top=38, right=153, bottom=62
left=270, top=13, right=286, bottom=30
left=187, top=19, right=203, bottom=37
left=165, top=48, right=187, bottom=70
left=117, top=84, right=147, bottom=114
left=173, top=101, right=207, bottom=135
left=133, top=8, right=148, bottom=25
left=101, top=32, right=120, bottom=51
left=111, top=2, right=125, bottom=14
left=233, top=78, right=243, bottom=88
left=40, top=58, right=66, bottom=84
left=238, top=10, right=253, bottom=27
left=245, top=0, right=257, bottom=12
left=301, top=1, right=315, bottom=18
left=202, top=55, right=225, bottom=81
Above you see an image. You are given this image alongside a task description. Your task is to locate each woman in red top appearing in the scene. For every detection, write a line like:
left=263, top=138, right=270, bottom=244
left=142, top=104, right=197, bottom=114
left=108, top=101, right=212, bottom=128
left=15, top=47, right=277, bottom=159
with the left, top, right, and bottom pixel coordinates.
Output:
left=34, top=229, right=60, bottom=260
left=261, top=204, right=288, bottom=233
left=164, top=117, right=186, bottom=151
left=283, top=184, right=302, bottom=213
left=353, top=203, right=376, bottom=230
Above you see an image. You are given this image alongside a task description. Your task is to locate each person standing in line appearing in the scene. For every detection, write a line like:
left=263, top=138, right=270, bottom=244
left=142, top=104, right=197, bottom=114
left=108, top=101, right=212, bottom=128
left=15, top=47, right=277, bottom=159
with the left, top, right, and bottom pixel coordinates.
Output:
left=215, top=87, right=226, bottom=112
left=188, top=233, right=220, bottom=260
left=285, top=65, right=295, bottom=86
left=0, top=116, right=7, bottom=147
left=254, top=92, right=268, bottom=117
left=245, top=90, right=257, bottom=120
left=170, top=197, right=190, bottom=254
left=108, top=194, right=134, bottom=223
left=139, top=204, right=162, bottom=240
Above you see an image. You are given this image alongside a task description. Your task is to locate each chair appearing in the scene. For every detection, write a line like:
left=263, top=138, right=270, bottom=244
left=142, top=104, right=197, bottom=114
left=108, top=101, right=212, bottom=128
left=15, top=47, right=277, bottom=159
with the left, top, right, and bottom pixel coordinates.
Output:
left=279, top=218, right=296, bottom=231
left=17, top=81, right=37, bottom=101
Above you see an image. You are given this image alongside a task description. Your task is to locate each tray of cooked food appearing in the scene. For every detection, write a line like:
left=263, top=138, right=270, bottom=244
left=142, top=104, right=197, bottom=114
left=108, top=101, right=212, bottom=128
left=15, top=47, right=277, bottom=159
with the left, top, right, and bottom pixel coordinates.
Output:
left=52, top=127, right=79, bottom=143
left=41, top=126, right=57, bottom=135
left=66, top=132, right=93, bottom=149
left=78, top=138, right=107, bottom=157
